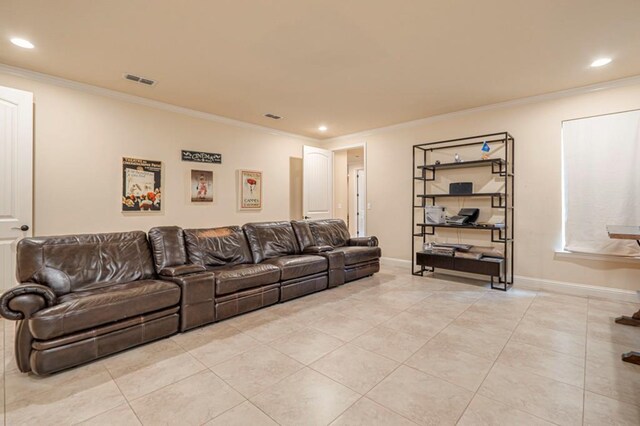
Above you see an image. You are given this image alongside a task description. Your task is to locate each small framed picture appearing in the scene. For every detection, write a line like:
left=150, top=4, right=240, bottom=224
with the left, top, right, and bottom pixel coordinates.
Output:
left=239, top=170, right=262, bottom=210
left=122, top=157, right=162, bottom=212
left=190, top=170, right=214, bottom=202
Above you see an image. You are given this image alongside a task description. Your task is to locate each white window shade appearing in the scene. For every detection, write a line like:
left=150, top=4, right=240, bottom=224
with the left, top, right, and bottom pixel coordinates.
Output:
left=562, top=110, right=640, bottom=256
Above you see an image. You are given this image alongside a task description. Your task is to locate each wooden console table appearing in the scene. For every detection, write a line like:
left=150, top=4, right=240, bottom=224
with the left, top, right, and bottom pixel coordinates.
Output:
left=606, top=225, right=640, bottom=365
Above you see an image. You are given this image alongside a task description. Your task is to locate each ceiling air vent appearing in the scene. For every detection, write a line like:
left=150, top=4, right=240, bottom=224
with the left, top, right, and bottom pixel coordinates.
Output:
left=123, top=73, right=157, bottom=86
left=264, top=113, right=282, bottom=120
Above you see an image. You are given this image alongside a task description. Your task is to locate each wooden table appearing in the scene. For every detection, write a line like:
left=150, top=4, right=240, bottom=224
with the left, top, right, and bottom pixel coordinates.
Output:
left=606, top=225, right=640, bottom=364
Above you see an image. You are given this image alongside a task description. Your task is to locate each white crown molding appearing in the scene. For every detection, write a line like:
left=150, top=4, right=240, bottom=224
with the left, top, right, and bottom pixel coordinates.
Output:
left=380, top=256, right=639, bottom=303
left=324, top=74, right=640, bottom=143
left=0, top=63, right=319, bottom=143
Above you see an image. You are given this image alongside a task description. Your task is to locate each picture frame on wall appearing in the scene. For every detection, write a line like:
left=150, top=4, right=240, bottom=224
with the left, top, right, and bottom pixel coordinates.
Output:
left=190, top=169, right=214, bottom=203
left=238, top=169, right=262, bottom=210
left=122, top=157, right=162, bottom=212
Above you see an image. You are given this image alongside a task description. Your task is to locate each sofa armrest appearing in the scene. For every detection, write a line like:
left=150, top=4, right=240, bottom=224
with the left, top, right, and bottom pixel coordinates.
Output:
left=349, top=236, right=379, bottom=247
left=302, top=245, right=334, bottom=254
left=0, top=283, right=57, bottom=320
left=162, top=272, right=215, bottom=331
left=317, top=251, right=346, bottom=288
left=159, top=264, right=206, bottom=277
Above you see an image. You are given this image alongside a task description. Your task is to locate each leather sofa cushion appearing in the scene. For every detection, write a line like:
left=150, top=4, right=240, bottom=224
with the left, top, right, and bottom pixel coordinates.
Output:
left=208, top=263, right=281, bottom=296
left=17, top=231, right=156, bottom=296
left=32, top=306, right=179, bottom=351
left=263, top=255, right=328, bottom=281
left=242, top=222, right=300, bottom=263
left=29, top=280, right=180, bottom=340
left=307, top=219, right=351, bottom=248
left=148, top=226, right=188, bottom=271
left=331, top=246, right=382, bottom=266
left=290, top=220, right=315, bottom=252
left=184, top=226, right=254, bottom=267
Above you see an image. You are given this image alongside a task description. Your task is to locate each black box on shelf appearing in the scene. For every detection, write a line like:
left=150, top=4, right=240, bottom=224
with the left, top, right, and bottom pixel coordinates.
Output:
left=449, top=182, right=473, bottom=194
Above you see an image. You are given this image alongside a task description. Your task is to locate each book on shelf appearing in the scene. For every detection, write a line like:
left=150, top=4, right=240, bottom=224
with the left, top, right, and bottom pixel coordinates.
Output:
left=427, top=247, right=455, bottom=256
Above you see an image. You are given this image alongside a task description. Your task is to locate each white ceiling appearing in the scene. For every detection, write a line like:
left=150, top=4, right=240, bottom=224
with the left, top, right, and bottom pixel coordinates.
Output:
left=1, top=0, right=639, bottom=139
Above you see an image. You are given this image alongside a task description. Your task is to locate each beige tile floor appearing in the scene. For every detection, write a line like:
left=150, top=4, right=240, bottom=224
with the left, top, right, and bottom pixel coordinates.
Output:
left=2, top=265, right=640, bottom=425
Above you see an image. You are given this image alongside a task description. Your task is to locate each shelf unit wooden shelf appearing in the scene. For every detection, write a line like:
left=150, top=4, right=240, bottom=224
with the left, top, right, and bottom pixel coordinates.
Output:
left=412, top=132, right=515, bottom=291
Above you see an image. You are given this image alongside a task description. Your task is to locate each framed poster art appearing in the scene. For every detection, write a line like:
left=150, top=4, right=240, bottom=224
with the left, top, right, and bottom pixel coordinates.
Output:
left=190, top=169, right=214, bottom=202
left=122, top=157, right=162, bottom=212
left=239, top=170, right=262, bottom=210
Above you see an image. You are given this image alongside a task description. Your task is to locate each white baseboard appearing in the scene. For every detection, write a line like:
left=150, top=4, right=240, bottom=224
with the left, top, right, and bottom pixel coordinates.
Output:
left=381, top=257, right=412, bottom=268
left=514, top=275, right=639, bottom=303
left=380, top=257, right=640, bottom=303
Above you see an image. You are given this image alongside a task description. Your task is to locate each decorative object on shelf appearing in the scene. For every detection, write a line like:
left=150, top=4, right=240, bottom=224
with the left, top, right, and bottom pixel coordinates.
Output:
left=446, top=208, right=479, bottom=225
left=481, top=141, right=491, bottom=160
left=413, top=132, right=514, bottom=290
left=435, top=160, right=441, bottom=165
left=425, top=205, right=446, bottom=224
left=181, top=150, right=222, bottom=164
left=122, top=157, right=162, bottom=212
left=190, top=170, right=213, bottom=203
left=238, top=170, right=263, bottom=210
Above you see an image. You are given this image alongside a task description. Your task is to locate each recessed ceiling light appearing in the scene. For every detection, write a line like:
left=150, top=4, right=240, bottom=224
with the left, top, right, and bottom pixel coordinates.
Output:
left=10, top=38, right=34, bottom=49
left=590, top=58, right=612, bottom=67
left=318, top=125, right=328, bottom=132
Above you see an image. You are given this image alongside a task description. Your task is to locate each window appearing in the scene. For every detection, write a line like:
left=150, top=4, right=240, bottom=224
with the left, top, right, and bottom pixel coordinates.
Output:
left=561, top=109, right=640, bottom=256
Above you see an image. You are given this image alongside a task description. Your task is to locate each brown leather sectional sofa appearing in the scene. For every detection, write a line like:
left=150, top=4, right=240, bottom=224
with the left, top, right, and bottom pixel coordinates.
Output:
left=0, top=219, right=379, bottom=375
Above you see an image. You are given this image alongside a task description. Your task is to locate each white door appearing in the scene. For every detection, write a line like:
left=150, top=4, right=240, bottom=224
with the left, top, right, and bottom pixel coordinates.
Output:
left=302, top=145, right=333, bottom=220
left=0, top=86, right=33, bottom=290
left=356, top=169, right=366, bottom=236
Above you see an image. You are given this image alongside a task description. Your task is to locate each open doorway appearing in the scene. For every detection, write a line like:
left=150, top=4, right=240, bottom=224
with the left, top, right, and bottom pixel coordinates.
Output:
left=333, top=145, right=366, bottom=237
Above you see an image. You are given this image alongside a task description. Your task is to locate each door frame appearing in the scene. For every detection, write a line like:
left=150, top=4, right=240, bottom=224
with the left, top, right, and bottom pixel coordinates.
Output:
left=355, top=168, right=366, bottom=237
left=331, top=142, right=367, bottom=236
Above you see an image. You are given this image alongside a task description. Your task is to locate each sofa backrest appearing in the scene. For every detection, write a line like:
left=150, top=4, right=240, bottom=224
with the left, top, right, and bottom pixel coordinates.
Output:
left=148, top=226, right=189, bottom=271
left=183, top=226, right=253, bottom=267
left=242, top=221, right=300, bottom=263
left=16, top=231, right=156, bottom=296
left=290, top=220, right=315, bottom=252
left=307, top=219, right=351, bottom=247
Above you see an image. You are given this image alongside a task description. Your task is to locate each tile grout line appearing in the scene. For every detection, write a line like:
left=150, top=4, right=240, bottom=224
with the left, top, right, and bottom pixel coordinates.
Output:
left=178, top=290, right=381, bottom=424
left=254, top=276, right=429, bottom=425
left=356, top=279, right=492, bottom=424
left=197, top=352, right=273, bottom=425
left=448, top=287, right=528, bottom=425
left=261, top=297, right=421, bottom=424
left=461, top=291, right=572, bottom=426
left=582, top=300, right=592, bottom=425
left=325, top=281, right=484, bottom=424
left=177, top=341, right=257, bottom=425
left=97, top=365, right=145, bottom=426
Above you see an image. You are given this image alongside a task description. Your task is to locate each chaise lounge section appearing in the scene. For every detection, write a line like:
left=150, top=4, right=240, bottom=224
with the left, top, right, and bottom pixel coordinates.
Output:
left=0, top=232, right=181, bottom=375
left=293, top=219, right=381, bottom=282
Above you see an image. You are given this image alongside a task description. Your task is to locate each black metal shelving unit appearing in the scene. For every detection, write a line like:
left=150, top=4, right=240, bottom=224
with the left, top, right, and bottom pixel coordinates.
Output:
left=412, top=132, right=515, bottom=291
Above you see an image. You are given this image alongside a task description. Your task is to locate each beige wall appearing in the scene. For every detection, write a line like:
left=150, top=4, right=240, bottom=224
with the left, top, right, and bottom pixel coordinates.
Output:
left=289, top=157, right=303, bottom=221
left=0, top=72, right=313, bottom=236
left=325, top=83, right=640, bottom=291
